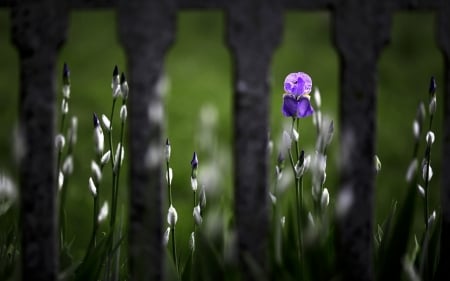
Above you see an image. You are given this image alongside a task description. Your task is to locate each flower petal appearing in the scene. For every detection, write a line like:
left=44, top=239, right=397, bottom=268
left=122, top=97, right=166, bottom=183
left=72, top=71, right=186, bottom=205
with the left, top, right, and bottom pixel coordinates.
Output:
left=282, top=94, right=298, bottom=117
left=297, top=97, right=314, bottom=118
left=284, top=72, right=312, bottom=96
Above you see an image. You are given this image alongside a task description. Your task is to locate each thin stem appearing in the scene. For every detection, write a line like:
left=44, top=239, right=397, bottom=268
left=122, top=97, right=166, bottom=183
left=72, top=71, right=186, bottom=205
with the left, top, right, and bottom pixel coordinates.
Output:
left=108, top=99, right=117, bottom=170
left=288, top=150, right=302, bottom=265
left=272, top=172, right=282, bottom=265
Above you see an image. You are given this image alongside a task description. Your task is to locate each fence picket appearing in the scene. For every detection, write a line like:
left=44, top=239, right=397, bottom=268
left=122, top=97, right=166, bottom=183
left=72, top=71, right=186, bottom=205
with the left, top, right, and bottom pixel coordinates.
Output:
left=10, top=1, right=68, bottom=280
left=226, top=0, right=282, bottom=279
left=332, top=1, right=392, bottom=280
left=117, top=0, right=176, bottom=280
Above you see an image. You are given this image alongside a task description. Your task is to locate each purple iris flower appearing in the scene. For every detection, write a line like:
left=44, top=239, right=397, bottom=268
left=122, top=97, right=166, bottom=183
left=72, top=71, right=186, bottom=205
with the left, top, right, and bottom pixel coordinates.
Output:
left=284, top=72, right=312, bottom=96
left=282, top=94, right=314, bottom=118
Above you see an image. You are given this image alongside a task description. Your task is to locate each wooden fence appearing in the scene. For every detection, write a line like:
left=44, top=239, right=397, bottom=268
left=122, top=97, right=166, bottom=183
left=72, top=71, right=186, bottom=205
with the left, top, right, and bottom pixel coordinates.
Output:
left=0, top=0, right=449, bottom=280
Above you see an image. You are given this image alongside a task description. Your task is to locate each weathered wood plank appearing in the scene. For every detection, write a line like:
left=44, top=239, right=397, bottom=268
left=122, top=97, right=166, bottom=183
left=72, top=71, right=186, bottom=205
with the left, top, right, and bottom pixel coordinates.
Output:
left=10, top=0, right=68, bottom=280
left=331, top=1, right=392, bottom=280
left=436, top=1, right=450, bottom=279
left=117, top=0, right=176, bottom=280
left=225, top=0, right=282, bottom=279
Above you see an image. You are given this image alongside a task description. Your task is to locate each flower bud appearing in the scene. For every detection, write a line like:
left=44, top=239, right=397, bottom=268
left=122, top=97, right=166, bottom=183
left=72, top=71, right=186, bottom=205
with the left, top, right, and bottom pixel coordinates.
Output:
left=120, top=72, right=129, bottom=101
left=61, top=99, right=69, bottom=115
left=89, top=177, right=97, bottom=197
left=426, top=131, right=435, bottom=146
left=429, top=96, right=436, bottom=115
left=321, top=188, right=330, bottom=209
left=193, top=205, right=202, bottom=226
left=166, top=167, right=173, bottom=185
left=422, top=164, right=433, bottom=182
left=163, top=227, right=170, bottom=246
left=417, top=184, right=425, bottom=197
left=120, top=105, right=127, bottom=123
left=200, top=186, right=206, bottom=209
left=112, top=65, right=120, bottom=99
left=68, top=116, right=78, bottom=146
left=292, top=128, right=299, bottom=142
left=374, top=155, right=381, bottom=173
left=58, top=171, right=64, bottom=191
left=91, top=160, right=102, bottom=183
left=189, top=232, right=195, bottom=251
left=62, top=62, right=70, bottom=87
left=55, top=134, right=65, bottom=152
left=313, top=87, right=321, bottom=108
left=94, top=126, right=104, bottom=156
left=428, top=210, right=436, bottom=226
left=62, top=155, right=74, bottom=175
left=191, top=152, right=199, bottom=171
left=114, top=143, right=125, bottom=172
left=191, top=177, right=198, bottom=192
left=167, top=205, right=178, bottom=227
left=101, top=150, right=111, bottom=166
left=429, top=76, right=437, bottom=95
left=405, top=159, right=418, bottom=183
left=413, top=120, right=420, bottom=140
left=101, top=114, right=111, bottom=131
left=165, top=138, right=171, bottom=161
left=98, top=201, right=109, bottom=222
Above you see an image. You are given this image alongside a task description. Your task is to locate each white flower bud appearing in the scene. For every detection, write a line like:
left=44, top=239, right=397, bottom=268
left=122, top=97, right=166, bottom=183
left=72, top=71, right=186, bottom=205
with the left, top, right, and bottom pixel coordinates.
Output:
left=114, top=143, right=125, bottom=172
left=62, top=85, right=70, bottom=99
left=200, top=186, right=206, bottom=209
left=166, top=167, right=173, bottom=185
left=405, top=159, right=418, bottom=183
left=429, top=96, right=436, bottom=115
left=89, top=177, right=97, bottom=197
left=58, top=171, right=64, bottom=191
left=101, top=114, right=111, bottom=131
left=98, top=201, right=109, bottom=222
left=321, top=188, right=330, bottom=208
left=313, top=111, right=322, bottom=128
left=417, top=184, right=425, bottom=197
left=269, top=192, right=277, bottom=205
left=413, top=120, right=420, bottom=140
left=307, top=212, right=315, bottom=227
left=167, top=205, right=178, bottom=227
left=191, top=177, right=198, bottom=191
left=163, top=227, right=171, bottom=246
left=165, top=139, right=171, bottom=162
left=101, top=150, right=111, bottom=166
left=280, top=216, right=286, bottom=228
left=189, top=232, right=195, bottom=251
left=193, top=205, right=202, bottom=226
left=55, top=134, right=65, bottom=152
left=62, top=155, right=74, bottom=175
left=374, top=155, right=381, bottom=173
left=426, top=131, right=435, bottom=146
left=61, top=99, right=69, bottom=115
left=428, top=210, right=436, bottom=226
left=314, top=87, right=321, bottom=108
left=292, top=128, right=299, bottom=142
left=68, top=116, right=78, bottom=146
left=94, top=127, right=104, bottom=156
left=422, top=164, right=433, bottom=182
left=91, top=160, right=102, bottom=183
left=120, top=105, right=127, bottom=123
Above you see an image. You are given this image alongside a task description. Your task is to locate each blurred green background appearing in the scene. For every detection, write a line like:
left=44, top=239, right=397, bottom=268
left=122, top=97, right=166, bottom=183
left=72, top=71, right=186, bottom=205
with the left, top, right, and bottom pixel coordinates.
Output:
left=0, top=10, right=443, bottom=262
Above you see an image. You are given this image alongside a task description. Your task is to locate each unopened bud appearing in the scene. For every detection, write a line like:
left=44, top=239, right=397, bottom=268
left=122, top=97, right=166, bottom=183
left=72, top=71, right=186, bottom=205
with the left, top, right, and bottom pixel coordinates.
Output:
left=100, top=150, right=111, bottom=166
left=417, top=184, right=425, bottom=197
left=413, top=120, right=420, bottom=140
left=167, top=205, right=178, bottom=227
left=314, top=87, right=321, bottom=108
left=62, top=155, right=74, bottom=175
left=91, top=160, right=102, bottom=183
left=191, top=177, right=198, bottom=191
left=98, top=201, right=109, bottom=222
left=89, top=177, right=97, bottom=197
left=422, top=164, right=433, bottom=182
left=321, top=188, right=330, bottom=208
left=193, top=205, right=202, bottom=226
left=374, top=155, right=381, bottom=173
left=94, top=126, right=104, bottom=156
left=55, top=134, right=65, bottom=152
left=120, top=73, right=129, bottom=101
left=292, top=128, right=299, bottom=142
left=429, top=76, right=437, bottom=95
left=426, top=131, right=435, bottom=146
left=166, top=167, right=173, bottom=185
left=189, top=232, right=195, bottom=251
left=428, top=210, right=436, bottom=226
left=165, top=138, right=171, bottom=161
left=200, top=186, right=206, bottom=209
left=405, top=159, right=418, bottom=183
left=61, top=99, right=69, bottom=115
left=58, top=171, right=64, bottom=190
left=163, top=227, right=170, bottom=246
left=429, top=96, right=436, bottom=115
left=114, top=143, right=125, bottom=172
left=120, top=105, right=127, bottom=123
left=101, top=114, right=111, bottom=131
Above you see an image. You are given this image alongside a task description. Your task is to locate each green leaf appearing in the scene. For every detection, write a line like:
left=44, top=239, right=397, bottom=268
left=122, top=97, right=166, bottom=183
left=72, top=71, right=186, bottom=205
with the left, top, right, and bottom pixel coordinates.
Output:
left=74, top=234, right=110, bottom=281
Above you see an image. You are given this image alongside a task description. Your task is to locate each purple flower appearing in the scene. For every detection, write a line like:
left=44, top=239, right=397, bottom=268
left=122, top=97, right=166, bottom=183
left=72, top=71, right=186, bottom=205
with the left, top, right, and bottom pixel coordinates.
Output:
left=284, top=72, right=312, bottom=96
left=282, top=94, right=314, bottom=118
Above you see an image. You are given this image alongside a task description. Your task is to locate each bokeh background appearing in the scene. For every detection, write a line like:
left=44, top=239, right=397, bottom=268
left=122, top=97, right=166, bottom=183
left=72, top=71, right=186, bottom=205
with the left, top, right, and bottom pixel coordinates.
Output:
left=0, top=10, right=443, bottom=262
